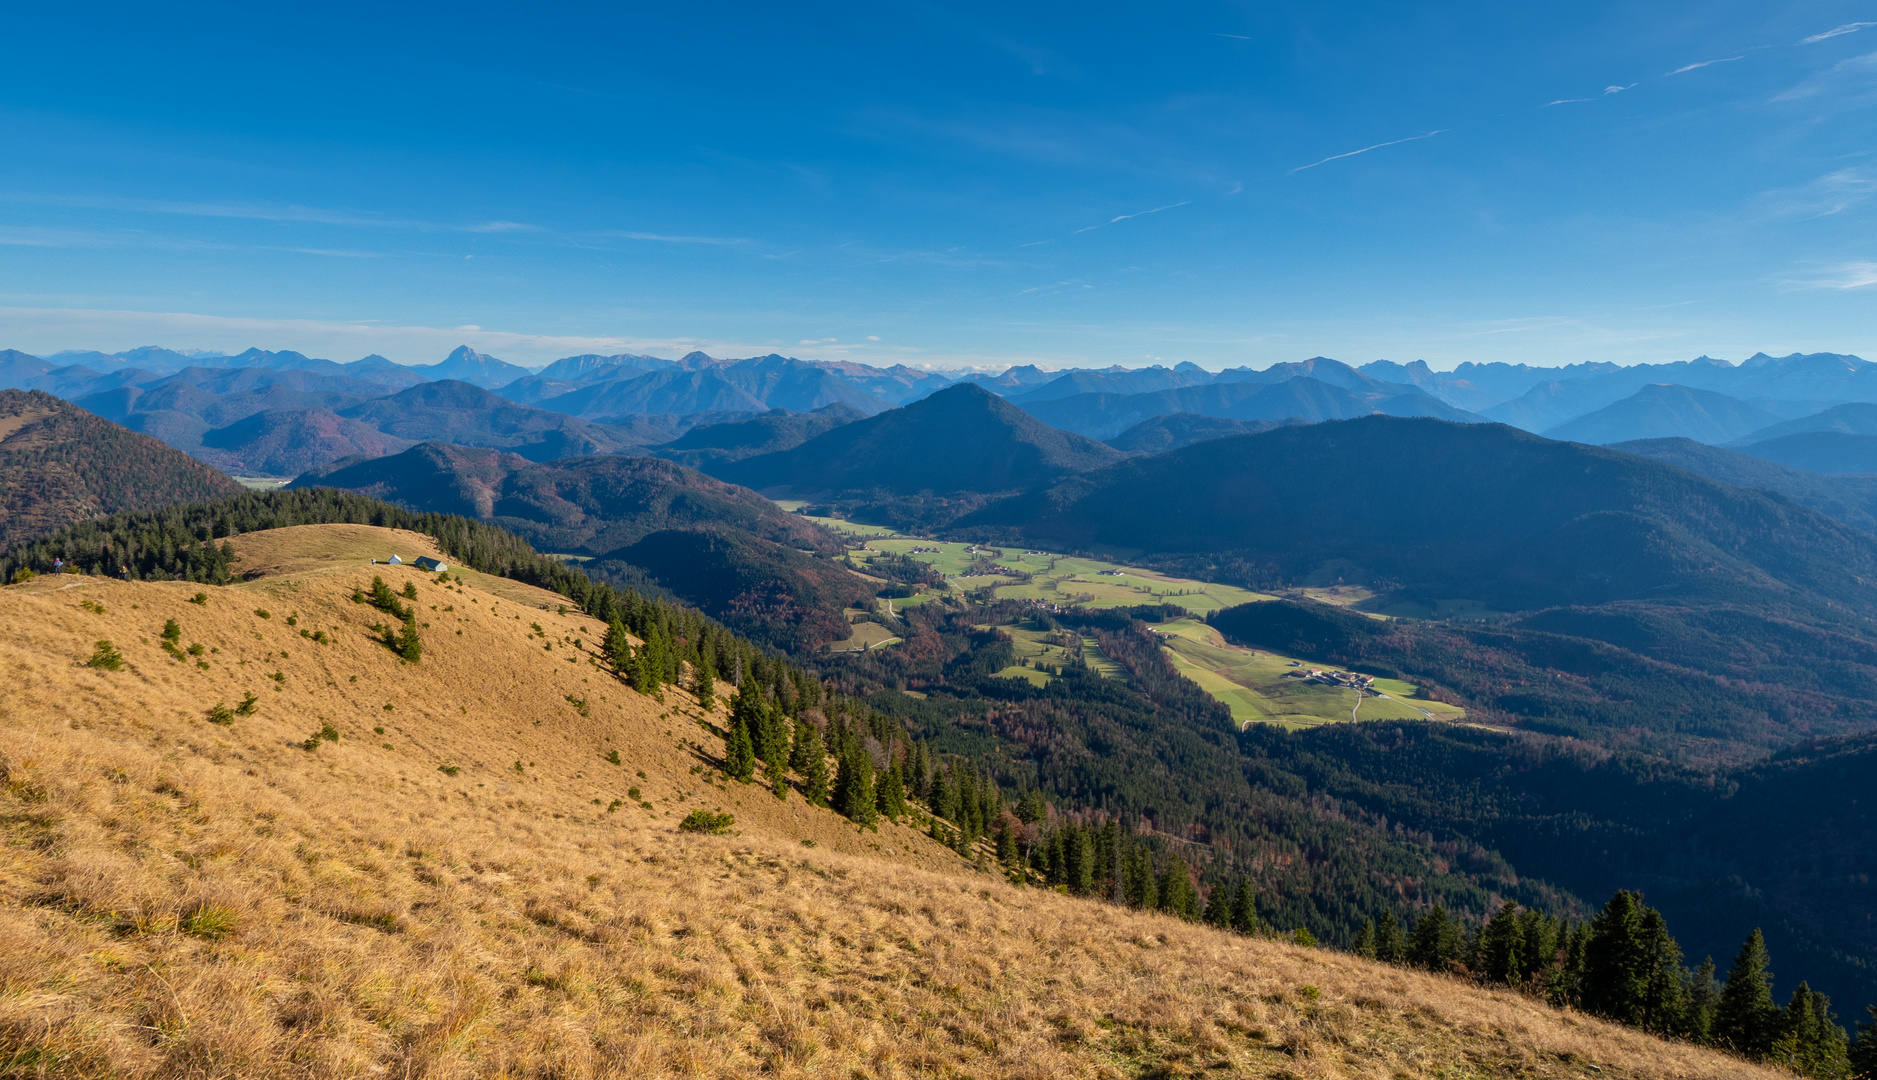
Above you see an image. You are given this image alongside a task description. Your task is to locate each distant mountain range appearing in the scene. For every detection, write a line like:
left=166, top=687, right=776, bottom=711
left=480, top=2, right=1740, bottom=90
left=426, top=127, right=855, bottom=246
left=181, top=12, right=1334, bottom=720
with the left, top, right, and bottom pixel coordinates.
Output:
left=17, top=340, right=1877, bottom=477
left=1541, top=384, right=1785, bottom=446
left=0, top=389, right=243, bottom=549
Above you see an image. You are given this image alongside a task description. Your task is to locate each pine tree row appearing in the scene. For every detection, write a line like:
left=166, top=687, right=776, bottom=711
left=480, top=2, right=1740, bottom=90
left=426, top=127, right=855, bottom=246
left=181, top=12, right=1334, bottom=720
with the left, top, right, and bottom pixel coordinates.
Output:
left=1353, top=891, right=1874, bottom=1079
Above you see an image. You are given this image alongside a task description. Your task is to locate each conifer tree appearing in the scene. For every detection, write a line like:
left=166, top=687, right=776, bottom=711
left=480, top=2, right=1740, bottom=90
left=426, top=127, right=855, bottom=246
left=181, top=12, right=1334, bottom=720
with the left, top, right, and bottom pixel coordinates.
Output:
left=1017, top=788, right=1047, bottom=824
left=1123, top=847, right=1158, bottom=909
left=1581, top=891, right=1650, bottom=1026
left=798, top=723, right=832, bottom=806
left=1520, top=908, right=1562, bottom=984
left=1686, top=957, right=1722, bottom=1045
left=876, top=757, right=907, bottom=822
left=1715, top=929, right=1781, bottom=1057
left=693, top=653, right=716, bottom=711
left=930, top=766, right=957, bottom=825
left=1231, top=879, right=1258, bottom=935
left=1157, top=856, right=1199, bottom=920
left=634, top=626, right=662, bottom=695
left=1849, top=1006, right=1876, bottom=1080
left=1481, top=901, right=1525, bottom=985
left=1637, top=906, right=1689, bottom=1036
left=833, top=747, right=876, bottom=826
left=394, top=614, right=422, bottom=662
left=994, top=816, right=1017, bottom=867
left=908, top=741, right=931, bottom=801
left=602, top=619, right=634, bottom=678
left=725, top=716, right=756, bottom=783
left=1202, top=879, right=1231, bottom=928
left=1375, top=909, right=1405, bottom=964
left=1775, top=983, right=1851, bottom=1080
left=1355, top=918, right=1377, bottom=959
left=1410, top=906, right=1462, bottom=972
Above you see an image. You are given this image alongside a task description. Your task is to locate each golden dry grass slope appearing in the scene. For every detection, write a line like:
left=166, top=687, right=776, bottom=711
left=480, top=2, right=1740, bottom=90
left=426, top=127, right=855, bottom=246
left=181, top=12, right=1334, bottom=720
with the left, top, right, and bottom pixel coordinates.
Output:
left=0, top=524, right=1782, bottom=1080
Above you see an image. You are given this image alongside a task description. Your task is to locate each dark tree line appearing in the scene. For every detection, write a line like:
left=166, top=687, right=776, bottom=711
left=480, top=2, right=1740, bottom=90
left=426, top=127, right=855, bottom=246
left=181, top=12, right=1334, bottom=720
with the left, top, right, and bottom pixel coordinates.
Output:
left=1351, top=890, right=1870, bottom=1079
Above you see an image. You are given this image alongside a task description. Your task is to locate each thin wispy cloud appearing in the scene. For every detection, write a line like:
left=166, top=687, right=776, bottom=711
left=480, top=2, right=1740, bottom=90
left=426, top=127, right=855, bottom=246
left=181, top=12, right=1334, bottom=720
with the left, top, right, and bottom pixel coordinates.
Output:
left=1546, top=98, right=1590, bottom=106
left=1604, top=83, right=1636, bottom=94
left=607, top=231, right=748, bottom=245
left=1018, top=239, right=1055, bottom=247
left=1762, top=167, right=1877, bottom=218
left=1666, top=56, right=1742, bottom=76
left=1211, top=33, right=1253, bottom=40
left=1071, top=201, right=1190, bottom=233
left=459, top=220, right=538, bottom=234
left=1775, top=49, right=1877, bottom=100
left=0, top=191, right=536, bottom=235
left=1289, top=131, right=1445, bottom=174
left=1802, top=23, right=1876, bottom=44
left=1784, top=260, right=1877, bottom=290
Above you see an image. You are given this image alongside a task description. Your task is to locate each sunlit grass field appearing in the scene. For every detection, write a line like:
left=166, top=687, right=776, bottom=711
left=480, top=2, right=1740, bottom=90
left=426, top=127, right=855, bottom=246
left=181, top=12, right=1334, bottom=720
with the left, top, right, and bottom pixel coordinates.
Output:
left=1151, top=618, right=1466, bottom=730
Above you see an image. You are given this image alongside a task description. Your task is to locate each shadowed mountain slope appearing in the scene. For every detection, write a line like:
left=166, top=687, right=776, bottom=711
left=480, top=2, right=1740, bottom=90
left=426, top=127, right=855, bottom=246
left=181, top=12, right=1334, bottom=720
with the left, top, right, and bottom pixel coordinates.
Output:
left=0, top=389, right=243, bottom=549
left=336, top=380, right=631, bottom=461
left=196, top=408, right=418, bottom=478
left=652, top=403, right=865, bottom=471
left=290, top=443, right=830, bottom=556
left=1737, top=431, right=1877, bottom=475
left=1732, top=401, right=1877, bottom=443
left=722, top=383, right=1124, bottom=496
left=290, top=445, right=863, bottom=650
left=1609, top=437, right=1877, bottom=534
left=1021, top=376, right=1480, bottom=441
left=964, top=415, right=1877, bottom=619
left=1542, top=384, right=1782, bottom=445
left=1103, top=413, right=1299, bottom=454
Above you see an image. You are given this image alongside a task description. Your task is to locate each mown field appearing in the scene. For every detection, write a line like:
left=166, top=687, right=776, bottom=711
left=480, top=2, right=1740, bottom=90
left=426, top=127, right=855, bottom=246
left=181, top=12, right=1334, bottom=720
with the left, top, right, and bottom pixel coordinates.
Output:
left=855, top=536, right=1270, bottom=613
left=1151, top=618, right=1466, bottom=730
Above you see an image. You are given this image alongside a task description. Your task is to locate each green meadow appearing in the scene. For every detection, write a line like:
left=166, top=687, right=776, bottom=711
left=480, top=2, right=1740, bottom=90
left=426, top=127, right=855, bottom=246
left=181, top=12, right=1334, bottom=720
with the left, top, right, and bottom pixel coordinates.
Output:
left=858, top=537, right=1271, bottom=614
left=1150, top=618, right=1466, bottom=731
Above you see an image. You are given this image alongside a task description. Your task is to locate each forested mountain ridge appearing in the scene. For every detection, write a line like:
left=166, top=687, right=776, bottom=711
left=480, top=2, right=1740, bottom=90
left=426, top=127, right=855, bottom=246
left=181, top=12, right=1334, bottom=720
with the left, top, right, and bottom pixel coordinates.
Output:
left=289, top=443, right=869, bottom=650
left=1609, top=437, right=1877, bottom=535
left=0, top=389, right=243, bottom=549
left=964, top=415, right=1877, bottom=621
left=719, top=383, right=1125, bottom=525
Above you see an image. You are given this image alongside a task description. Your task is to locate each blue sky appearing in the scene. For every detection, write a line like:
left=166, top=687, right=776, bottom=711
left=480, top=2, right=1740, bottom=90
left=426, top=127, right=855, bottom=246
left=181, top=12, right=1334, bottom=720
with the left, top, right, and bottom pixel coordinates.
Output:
left=4, top=1, right=1877, bottom=371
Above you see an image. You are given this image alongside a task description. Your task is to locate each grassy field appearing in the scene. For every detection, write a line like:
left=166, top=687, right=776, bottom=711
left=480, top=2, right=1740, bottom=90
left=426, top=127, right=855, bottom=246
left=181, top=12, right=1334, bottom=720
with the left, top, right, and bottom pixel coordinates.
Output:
left=774, top=501, right=899, bottom=539
left=1152, top=618, right=1466, bottom=730
left=0, top=524, right=1787, bottom=1080
left=860, top=537, right=1271, bottom=614
left=827, top=619, right=901, bottom=652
